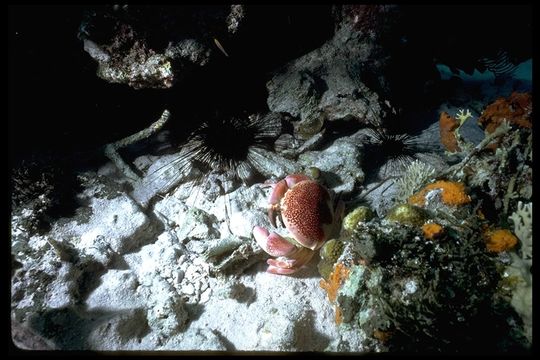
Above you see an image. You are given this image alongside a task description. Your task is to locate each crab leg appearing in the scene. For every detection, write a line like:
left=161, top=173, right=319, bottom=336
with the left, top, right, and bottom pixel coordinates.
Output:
left=284, top=173, right=311, bottom=188
left=268, top=179, right=288, bottom=227
left=267, top=247, right=315, bottom=275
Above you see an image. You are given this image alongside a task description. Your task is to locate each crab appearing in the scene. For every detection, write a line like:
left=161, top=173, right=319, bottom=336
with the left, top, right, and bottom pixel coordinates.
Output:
left=253, top=173, right=343, bottom=275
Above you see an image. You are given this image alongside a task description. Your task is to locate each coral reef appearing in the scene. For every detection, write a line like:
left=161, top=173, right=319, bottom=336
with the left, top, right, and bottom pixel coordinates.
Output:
left=326, top=211, right=528, bottom=352
left=439, top=109, right=475, bottom=154
left=384, top=203, right=428, bottom=227
left=11, top=160, right=81, bottom=234
left=342, top=206, right=374, bottom=233
left=317, top=239, right=345, bottom=280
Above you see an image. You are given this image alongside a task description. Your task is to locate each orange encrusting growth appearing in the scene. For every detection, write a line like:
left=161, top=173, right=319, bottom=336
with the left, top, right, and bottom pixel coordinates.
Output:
left=320, top=262, right=350, bottom=302
left=320, top=262, right=350, bottom=325
left=408, top=180, right=471, bottom=207
left=334, top=306, right=343, bottom=325
left=477, top=92, right=532, bottom=134
left=484, top=229, right=518, bottom=253
left=422, top=223, right=444, bottom=240
left=439, top=112, right=461, bottom=152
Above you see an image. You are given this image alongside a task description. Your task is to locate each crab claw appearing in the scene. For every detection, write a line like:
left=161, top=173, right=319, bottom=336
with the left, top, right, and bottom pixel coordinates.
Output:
left=253, top=226, right=315, bottom=274
left=253, top=226, right=296, bottom=257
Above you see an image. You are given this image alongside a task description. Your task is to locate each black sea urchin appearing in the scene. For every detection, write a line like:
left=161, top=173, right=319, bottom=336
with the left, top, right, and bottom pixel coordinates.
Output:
left=149, top=112, right=282, bottom=198
left=183, top=114, right=281, bottom=182
left=362, top=127, right=437, bottom=179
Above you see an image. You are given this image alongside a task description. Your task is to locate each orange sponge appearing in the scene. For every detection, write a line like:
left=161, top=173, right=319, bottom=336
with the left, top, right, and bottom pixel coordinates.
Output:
left=439, top=112, right=461, bottom=152
left=409, top=180, right=471, bottom=207
left=422, top=223, right=444, bottom=240
left=484, top=229, right=518, bottom=253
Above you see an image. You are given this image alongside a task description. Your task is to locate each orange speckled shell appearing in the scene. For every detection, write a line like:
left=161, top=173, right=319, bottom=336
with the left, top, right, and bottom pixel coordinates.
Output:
left=281, top=180, right=333, bottom=244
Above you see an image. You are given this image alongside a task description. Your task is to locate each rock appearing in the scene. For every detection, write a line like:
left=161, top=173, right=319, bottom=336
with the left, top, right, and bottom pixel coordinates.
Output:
left=186, top=240, right=209, bottom=255
left=43, top=263, right=80, bottom=309
left=266, top=13, right=388, bottom=138
left=128, top=232, right=183, bottom=282
left=182, top=283, right=195, bottom=296
left=226, top=5, right=245, bottom=34
left=199, top=288, right=212, bottom=304
left=145, top=278, right=189, bottom=336
left=94, top=44, right=175, bottom=89
left=167, top=328, right=228, bottom=351
left=154, top=200, right=220, bottom=241
left=86, top=270, right=142, bottom=310
left=87, top=308, right=150, bottom=348
left=130, top=153, right=203, bottom=208
left=164, top=39, right=211, bottom=66
left=228, top=210, right=268, bottom=239
left=248, top=148, right=301, bottom=180
left=52, top=194, right=153, bottom=255
left=78, top=7, right=232, bottom=89
left=11, top=318, right=57, bottom=350
left=298, top=138, right=364, bottom=195
left=257, top=314, right=295, bottom=350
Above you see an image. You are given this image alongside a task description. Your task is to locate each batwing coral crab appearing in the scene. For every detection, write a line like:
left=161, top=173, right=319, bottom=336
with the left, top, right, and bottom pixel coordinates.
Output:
left=253, top=173, right=343, bottom=275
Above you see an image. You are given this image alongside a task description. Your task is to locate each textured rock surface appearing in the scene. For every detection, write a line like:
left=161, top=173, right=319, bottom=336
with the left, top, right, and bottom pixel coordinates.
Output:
left=266, top=21, right=385, bottom=139
left=79, top=6, right=232, bottom=89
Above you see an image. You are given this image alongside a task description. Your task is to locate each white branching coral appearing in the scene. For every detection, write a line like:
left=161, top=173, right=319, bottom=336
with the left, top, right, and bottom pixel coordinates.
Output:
left=394, top=160, right=435, bottom=203
left=507, top=201, right=532, bottom=344
left=509, top=201, right=532, bottom=268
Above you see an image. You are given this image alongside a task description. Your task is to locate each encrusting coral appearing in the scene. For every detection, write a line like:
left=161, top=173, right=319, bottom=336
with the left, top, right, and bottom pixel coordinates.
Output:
left=320, top=262, right=350, bottom=325
left=384, top=204, right=428, bottom=227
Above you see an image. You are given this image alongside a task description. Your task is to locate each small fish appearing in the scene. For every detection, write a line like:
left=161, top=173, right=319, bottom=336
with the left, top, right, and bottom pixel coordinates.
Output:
left=214, top=38, right=229, bottom=57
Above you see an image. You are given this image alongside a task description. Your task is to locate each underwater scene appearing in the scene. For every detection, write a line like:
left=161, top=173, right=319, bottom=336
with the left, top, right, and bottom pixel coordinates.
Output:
left=9, top=5, right=532, bottom=353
